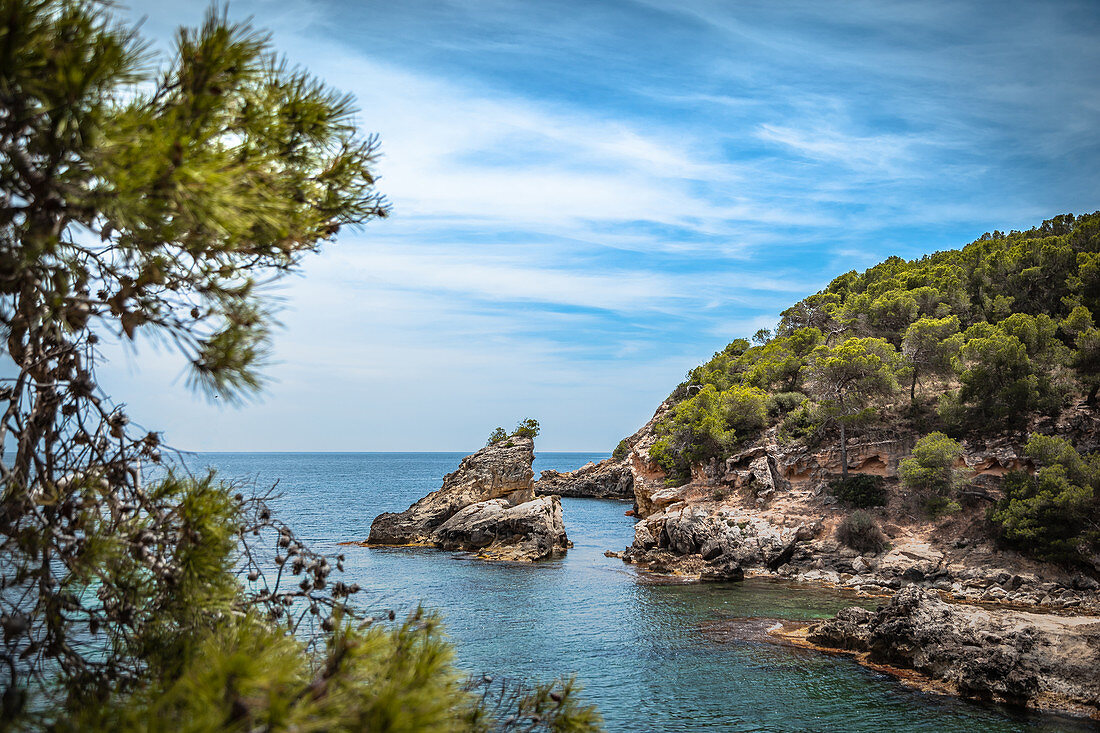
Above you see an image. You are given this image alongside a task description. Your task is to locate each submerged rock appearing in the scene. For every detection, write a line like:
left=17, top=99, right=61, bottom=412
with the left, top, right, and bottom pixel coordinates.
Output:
left=366, top=437, right=568, bottom=561
left=807, top=586, right=1100, bottom=716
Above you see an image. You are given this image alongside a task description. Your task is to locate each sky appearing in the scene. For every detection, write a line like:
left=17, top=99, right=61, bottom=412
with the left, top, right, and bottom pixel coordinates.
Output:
left=98, top=0, right=1100, bottom=452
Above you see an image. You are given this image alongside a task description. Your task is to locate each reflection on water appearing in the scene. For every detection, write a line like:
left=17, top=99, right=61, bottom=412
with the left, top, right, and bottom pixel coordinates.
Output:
left=192, top=452, right=1092, bottom=733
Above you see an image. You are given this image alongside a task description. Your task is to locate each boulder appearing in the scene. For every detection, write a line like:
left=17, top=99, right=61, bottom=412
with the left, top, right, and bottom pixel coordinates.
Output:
left=366, top=437, right=569, bottom=561
left=432, top=495, right=570, bottom=561
left=535, top=460, right=634, bottom=499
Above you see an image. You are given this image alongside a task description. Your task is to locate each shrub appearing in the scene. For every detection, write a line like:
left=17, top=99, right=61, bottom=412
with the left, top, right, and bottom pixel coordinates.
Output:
left=722, top=384, right=769, bottom=435
left=900, top=432, right=966, bottom=516
left=990, top=434, right=1099, bottom=564
left=836, top=510, right=887, bottom=553
left=766, top=391, right=808, bottom=418
left=925, top=496, right=962, bottom=517
left=829, top=474, right=887, bottom=508
left=487, top=427, right=508, bottom=445
left=612, top=439, right=630, bottom=461
left=513, top=418, right=540, bottom=439
left=778, top=401, right=820, bottom=442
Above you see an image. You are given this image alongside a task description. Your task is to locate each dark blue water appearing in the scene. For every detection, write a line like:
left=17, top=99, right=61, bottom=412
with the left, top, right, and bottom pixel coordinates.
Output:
left=191, top=452, right=1090, bottom=732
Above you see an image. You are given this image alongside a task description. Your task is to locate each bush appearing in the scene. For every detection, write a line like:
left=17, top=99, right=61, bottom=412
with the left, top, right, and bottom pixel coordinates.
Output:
left=722, top=384, right=769, bottom=435
left=487, top=427, right=508, bottom=445
left=513, top=418, right=540, bottom=439
left=900, top=432, right=966, bottom=516
left=829, top=474, right=887, bottom=508
left=612, top=439, right=630, bottom=461
left=990, top=434, right=1099, bottom=564
left=778, top=401, right=820, bottom=442
left=836, top=510, right=887, bottom=553
left=766, top=391, right=808, bottom=418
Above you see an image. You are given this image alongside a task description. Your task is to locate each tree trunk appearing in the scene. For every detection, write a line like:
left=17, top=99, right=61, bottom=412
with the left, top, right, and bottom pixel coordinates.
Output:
left=910, top=369, right=918, bottom=402
left=839, top=418, right=848, bottom=479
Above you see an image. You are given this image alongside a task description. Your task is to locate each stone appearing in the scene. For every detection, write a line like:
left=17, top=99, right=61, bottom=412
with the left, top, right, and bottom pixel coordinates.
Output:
left=808, top=587, right=1100, bottom=714
left=700, top=558, right=745, bottom=582
left=366, top=437, right=569, bottom=562
left=432, top=495, right=569, bottom=561
left=535, top=460, right=634, bottom=499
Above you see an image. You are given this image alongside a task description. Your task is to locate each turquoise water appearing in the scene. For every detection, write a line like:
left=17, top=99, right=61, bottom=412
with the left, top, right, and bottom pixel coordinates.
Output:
left=192, top=452, right=1091, bottom=732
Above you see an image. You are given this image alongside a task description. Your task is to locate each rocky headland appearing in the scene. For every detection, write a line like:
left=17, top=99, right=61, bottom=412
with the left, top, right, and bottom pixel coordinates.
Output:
left=535, top=460, right=633, bottom=499
left=549, top=399, right=1100, bottom=718
left=365, top=437, right=570, bottom=561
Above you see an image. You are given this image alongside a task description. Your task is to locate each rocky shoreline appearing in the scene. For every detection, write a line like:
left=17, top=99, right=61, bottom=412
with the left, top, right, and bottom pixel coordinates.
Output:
left=802, top=587, right=1100, bottom=719
left=362, top=437, right=570, bottom=561
left=535, top=460, right=634, bottom=499
left=545, top=399, right=1100, bottom=719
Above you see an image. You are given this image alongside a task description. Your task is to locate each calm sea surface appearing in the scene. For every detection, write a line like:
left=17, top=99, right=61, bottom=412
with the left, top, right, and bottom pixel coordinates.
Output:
left=190, top=452, right=1090, bottom=733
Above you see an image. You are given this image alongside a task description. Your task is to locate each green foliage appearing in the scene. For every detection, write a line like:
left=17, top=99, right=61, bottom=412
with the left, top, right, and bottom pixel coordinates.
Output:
left=612, top=439, right=629, bottom=461
left=806, top=337, right=899, bottom=477
left=836, top=510, right=887, bottom=553
left=0, top=2, right=599, bottom=729
left=512, top=418, right=540, bottom=440
left=766, top=391, right=808, bottom=418
left=899, top=432, right=965, bottom=498
left=743, top=328, right=822, bottom=392
left=829, top=475, right=887, bottom=508
left=952, top=319, right=1064, bottom=428
left=487, top=427, right=508, bottom=446
left=901, top=315, right=962, bottom=400
left=650, top=384, right=768, bottom=484
left=991, top=434, right=1100, bottom=564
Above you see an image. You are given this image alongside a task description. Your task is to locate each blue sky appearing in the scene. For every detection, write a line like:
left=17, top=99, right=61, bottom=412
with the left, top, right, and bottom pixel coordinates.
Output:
left=100, top=0, right=1100, bottom=451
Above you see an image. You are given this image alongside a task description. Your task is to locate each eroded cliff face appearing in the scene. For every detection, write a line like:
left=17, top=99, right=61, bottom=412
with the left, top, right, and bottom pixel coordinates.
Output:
left=365, top=437, right=569, bottom=561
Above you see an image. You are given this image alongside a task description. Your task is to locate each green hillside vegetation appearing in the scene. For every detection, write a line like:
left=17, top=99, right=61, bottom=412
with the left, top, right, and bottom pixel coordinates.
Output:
left=647, top=213, right=1100, bottom=566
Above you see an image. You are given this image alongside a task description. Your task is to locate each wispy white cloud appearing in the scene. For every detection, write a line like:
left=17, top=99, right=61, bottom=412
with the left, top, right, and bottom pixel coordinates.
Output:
left=98, top=0, right=1100, bottom=451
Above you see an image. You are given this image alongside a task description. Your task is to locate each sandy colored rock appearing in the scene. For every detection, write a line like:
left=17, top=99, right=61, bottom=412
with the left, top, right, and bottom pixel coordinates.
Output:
left=433, top=495, right=570, bottom=561
left=368, top=437, right=535, bottom=545
left=366, top=437, right=568, bottom=561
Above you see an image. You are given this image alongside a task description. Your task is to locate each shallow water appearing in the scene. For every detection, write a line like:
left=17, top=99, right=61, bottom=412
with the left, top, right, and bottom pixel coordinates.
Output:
left=192, top=452, right=1092, bottom=732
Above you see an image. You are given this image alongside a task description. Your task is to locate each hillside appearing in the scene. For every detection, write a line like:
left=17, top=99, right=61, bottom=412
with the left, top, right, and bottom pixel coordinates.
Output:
left=550, top=212, right=1100, bottom=598
left=538, top=213, right=1100, bottom=716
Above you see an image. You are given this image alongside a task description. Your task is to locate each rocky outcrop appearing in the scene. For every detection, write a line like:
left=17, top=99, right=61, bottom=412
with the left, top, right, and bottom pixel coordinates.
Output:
left=806, top=586, right=1100, bottom=718
left=433, top=495, right=569, bottom=561
left=596, top=400, right=1100, bottom=612
left=366, top=437, right=569, bottom=561
left=535, top=460, right=633, bottom=499
left=619, top=504, right=814, bottom=582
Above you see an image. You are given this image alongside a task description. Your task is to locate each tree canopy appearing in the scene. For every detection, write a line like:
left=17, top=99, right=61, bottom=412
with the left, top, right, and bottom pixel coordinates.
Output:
left=645, top=212, right=1100, bottom=487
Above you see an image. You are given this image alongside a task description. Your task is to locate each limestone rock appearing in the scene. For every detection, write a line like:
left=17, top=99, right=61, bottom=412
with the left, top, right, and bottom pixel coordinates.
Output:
left=368, top=437, right=535, bottom=545
left=535, top=460, right=633, bottom=499
left=808, top=587, right=1100, bottom=714
left=432, top=495, right=569, bottom=561
left=366, top=437, right=569, bottom=561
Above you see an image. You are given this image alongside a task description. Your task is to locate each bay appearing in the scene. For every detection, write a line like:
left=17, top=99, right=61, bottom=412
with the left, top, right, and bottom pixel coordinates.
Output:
left=191, top=451, right=1089, bottom=733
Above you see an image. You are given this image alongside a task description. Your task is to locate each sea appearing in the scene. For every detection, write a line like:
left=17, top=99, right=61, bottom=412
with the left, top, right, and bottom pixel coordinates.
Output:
left=189, top=451, right=1092, bottom=733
